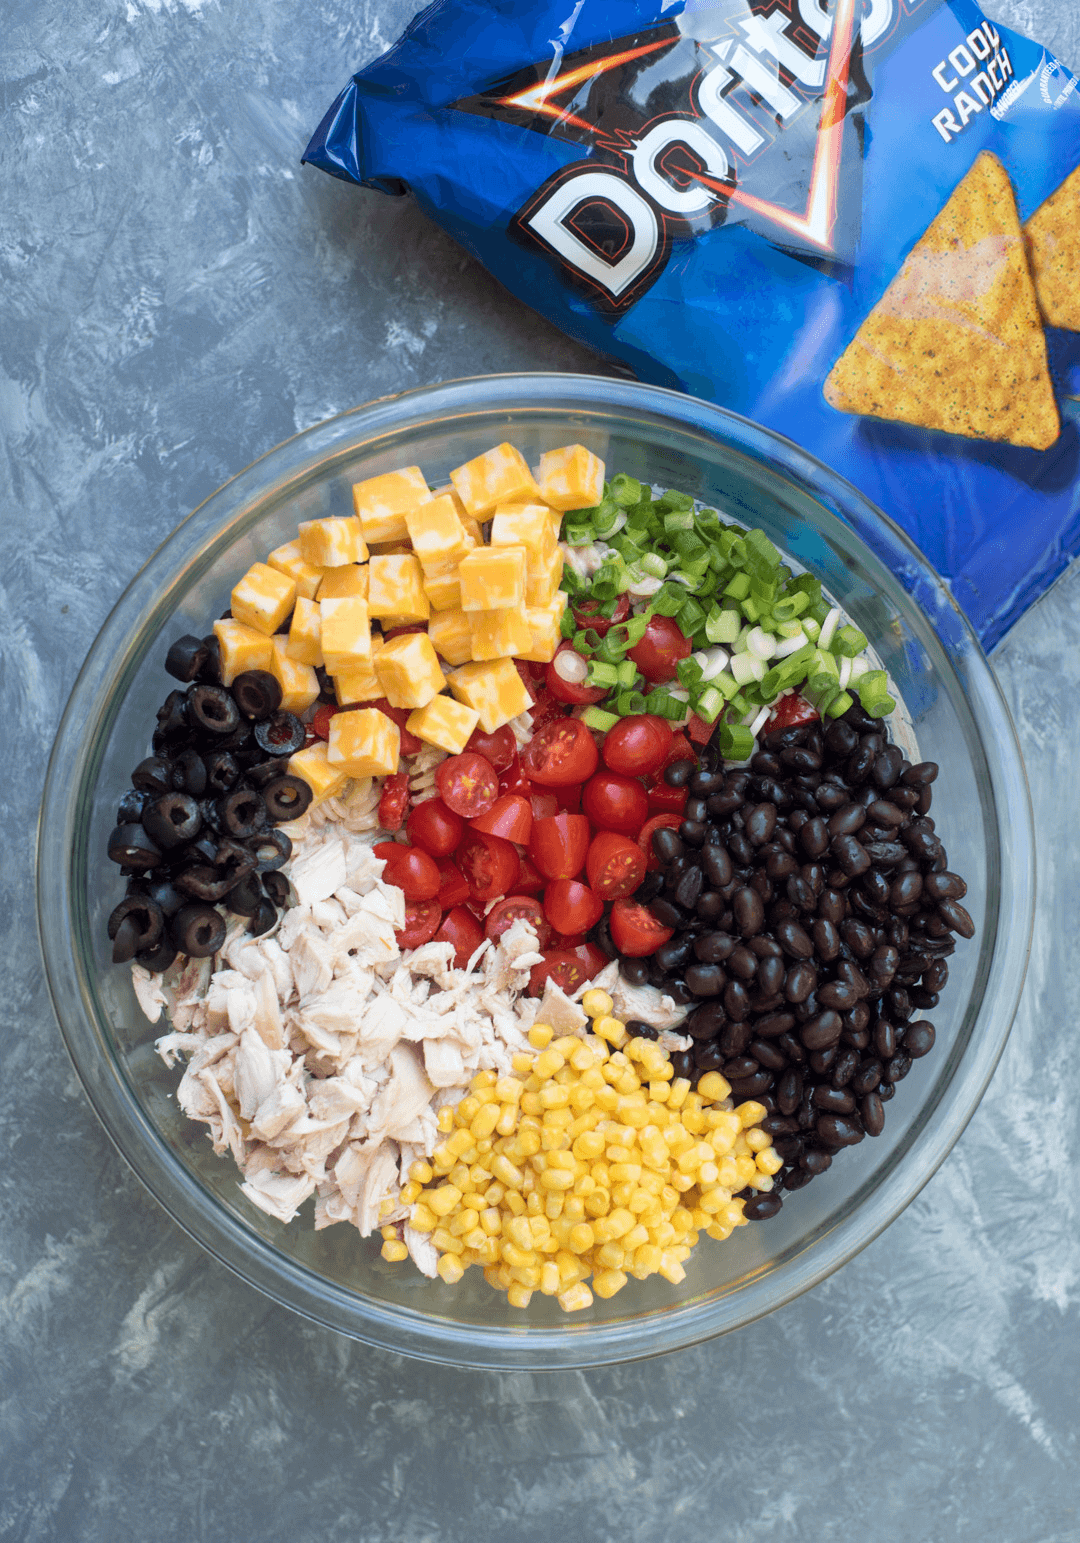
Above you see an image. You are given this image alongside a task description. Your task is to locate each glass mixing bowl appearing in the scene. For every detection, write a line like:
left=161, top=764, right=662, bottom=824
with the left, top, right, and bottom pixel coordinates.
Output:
left=38, top=374, right=1034, bottom=1369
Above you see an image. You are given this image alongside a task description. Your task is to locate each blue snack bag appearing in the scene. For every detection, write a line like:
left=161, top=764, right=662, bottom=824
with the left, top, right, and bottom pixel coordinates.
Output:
left=303, top=0, right=1080, bottom=647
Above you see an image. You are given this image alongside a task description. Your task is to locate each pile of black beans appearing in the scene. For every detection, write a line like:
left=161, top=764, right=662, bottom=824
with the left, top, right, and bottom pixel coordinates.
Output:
left=618, top=700, right=973, bottom=1220
left=104, top=632, right=313, bottom=972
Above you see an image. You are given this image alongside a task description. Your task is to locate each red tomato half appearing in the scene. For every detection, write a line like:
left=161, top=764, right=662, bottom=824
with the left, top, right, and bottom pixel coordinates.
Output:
left=530, top=790, right=559, bottom=820
left=543, top=879, right=604, bottom=935
left=456, top=830, right=520, bottom=903
left=434, top=857, right=469, bottom=909
left=395, top=899, right=443, bottom=950
left=601, top=714, right=673, bottom=778
left=528, top=812, right=590, bottom=880
left=435, top=752, right=499, bottom=818
left=497, top=754, right=532, bottom=800
left=406, top=797, right=463, bottom=857
left=638, top=813, right=684, bottom=871
left=586, top=831, right=648, bottom=899
left=628, top=616, right=692, bottom=684
left=647, top=782, right=688, bottom=816
left=464, top=723, right=517, bottom=772
left=512, top=853, right=547, bottom=897
left=377, top=773, right=410, bottom=833
left=470, top=794, right=532, bottom=844
left=661, top=731, right=697, bottom=772
left=609, top=898, right=674, bottom=957
left=572, top=592, right=630, bottom=639
left=522, top=717, right=599, bottom=787
left=582, top=771, right=649, bottom=836
left=484, top=896, right=551, bottom=949
left=435, top=905, right=484, bottom=969
left=374, top=842, right=441, bottom=902
left=528, top=950, right=592, bottom=997
left=570, top=940, right=611, bottom=982
left=526, top=687, right=567, bottom=735
left=765, top=691, right=820, bottom=732
left=554, top=782, right=582, bottom=814
left=310, top=703, right=337, bottom=741
left=545, top=643, right=608, bottom=706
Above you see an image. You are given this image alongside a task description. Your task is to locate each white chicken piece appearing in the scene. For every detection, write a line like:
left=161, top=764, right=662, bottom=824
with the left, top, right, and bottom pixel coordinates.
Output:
left=535, top=978, right=588, bottom=1037
left=249, top=1081, right=306, bottom=1142
left=241, top=1169, right=316, bottom=1225
left=367, top=1043, right=436, bottom=1143
left=233, top=1028, right=291, bottom=1121
left=290, top=834, right=348, bottom=906
left=404, top=1224, right=439, bottom=1279
left=423, top=1037, right=467, bottom=1088
left=131, top=965, right=168, bottom=1023
left=289, top=928, right=336, bottom=1002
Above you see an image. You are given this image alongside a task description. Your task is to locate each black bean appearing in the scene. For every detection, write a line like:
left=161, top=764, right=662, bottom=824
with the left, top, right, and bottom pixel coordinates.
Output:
left=825, top=719, right=859, bottom=757
left=619, top=958, right=650, bottom=988
left=818, top=980, right=858, bottom=1011
left=860, top=1093, right=885, bottom=1136
left=831, top=1047, right=859, bottom=1088
left=723, top=979, right=750, bottom=1019
left=701, top=845, right=734, bottom=889
left=798, top=816, right=829, bottom=858
left=922, top=959, right=949, bottom=993
left=680, top=819, right=706, bottom=848
left=888, top=986, right=913, bottom=1022
left=808, top=1044, right=838, bottom=1074
left=832, top=833, right=871, bottom=876
left=690, top=769, right=725, bottom=797
left=872, top=745, right=904, bottom=789
left=674, top=866, right=704, bottom=910
left=775, top=919, right=813, bottom=959
left=846, top=743, right=876, bottom=784
left=816, top=1114, right=865, bottom=1147
left=885, top=1051, right=913, bottom=1083
left=744, top=802, right=777, bottom=845
left=937, top=898, right=975, bottom=938
left=732, top=887, right=764, bottom=937
left=851, top=1059, right=882, bottom=1095
left=685, top=964, right=724, bottom=998
left=755, top=1011, right=797, bottom=1040
left=695, top=890, right=724, bottom=921
left=812, top=918, right=841, bottom=961
left=727, top=944, right=758, bottom=980
left=664, top=759, right=695, bottom=787
left=837, top=918, right=873, bottom=959
left=760, top=1113, right=797, bottom=1136
left=924, top=870, right=967, bottom=902
left=656, top=938, right=694, bottom=973
left=717, top=1020, right=752, bottom=1055
left=775, top=1068, right=803, bottom=1115
left=727, top=831, right=754, bottom=865
left=728, top=1071, right=774, bottom=1099
left=784, top=962, right=817, bottom=1003
left=765, top=851, right=799, bottom=882
left=670, top=1050, right=694, bottom=1082
left=801, top=1010, right=842, bottom=1050
left=693, top=1040, right=725, bottom=1071
left=828, top=803, right=866, bottom=838
left=650, top=897, right=685, bottom=928
left=694, top=931, right=734, bottom=964
left=903, top=1021, right=936, bottom=1058
left=750, top=1039, right=787, bottom=1072
left=782, top=1168, right=813, bottom=1190
left=812, top=1086, right=856, bottom=1114
left=872, top=1017, right=896, bottom=1059
left=866, top=798, right=905, bottom=828
left=652, top=826, right=684, bottom=864
left=902, top=760, right=939, bottom=786
left=743, top=1194, right=783, bottom=1221
left=800, top=1149, right=833, bottom=1175
left=817, top=888, right=845, bottom=925
left=814, top=780, right=849, bottom=813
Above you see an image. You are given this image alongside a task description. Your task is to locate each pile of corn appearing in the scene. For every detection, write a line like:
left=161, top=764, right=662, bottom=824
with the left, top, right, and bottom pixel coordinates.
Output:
left=380, top=991, right=782, bottom=1312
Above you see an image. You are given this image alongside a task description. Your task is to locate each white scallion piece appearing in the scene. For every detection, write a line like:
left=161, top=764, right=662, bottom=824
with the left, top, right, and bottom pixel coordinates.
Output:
left=746, top=626, right=776, bottom=661
left=699, top=645, right=730, bottom=680
left=748, top=705, right=772, bottom=738
left=838, top=655, right=852, bottom=689
left=818, top=606, right=841, bottom=651
left=553, top=650, right=588, bottom=684
left=848, top=655, right=869, bottom=682
left=730, top=652, right=766, bottom=686
left=772, top=630, right=807, bottom=659
left=627, top=575, right=664, bottom=598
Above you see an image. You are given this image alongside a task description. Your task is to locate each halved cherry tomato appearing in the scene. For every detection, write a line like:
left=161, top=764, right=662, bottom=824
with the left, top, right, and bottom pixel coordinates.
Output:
left=647, top=781, right=688, bottom=815
left=465, top=723, right=517, bottom=772
left=586, top=830, right=648, bottom=899
left=435, top=905, right=484, bottom=968
left=609, top=898, right=674, bottom=957
left=544, top=879, right=604, bottom=935
left=554, top=783, right=582, bottom=814
left=514, top=660, right=541, bottom=702
left=528, top=812, right=590, bottom=880
left=638, top=813, right=684, bottom=871
left=406, top=797, right=463, bottom=857
left=530, top=791, right=559, bottom=820
left=395, top=898, right=443, bottom=950
left=522, top=717, right=599, bottom=787
left=434, top=856, right=470, bottom=909
left=470, top=793, right=532, bottom=844
left=456, top=829, right=520, bottom=902
left=570, top=940, right=611, bottom=981
left=765, top=691, right=820, bottom=732
left=628, top=615, right=692, bottom=684
left=377, top=772, right=410, bottom=832
left=686, top=712, right=718, bottom=747
left=572, top=591, right=630, bottom=639
left=497, top=753, right=532, bottom=799
left=512, top=853, right=547, bottom=897
left=526, top=687, right=567, bottom=735
left=357, top=698, right=422, bottom=755
left=374, top=842, right=441, bottom=902
left=310, top=703, right=337, bottom=741
left=582, top=770, right=649, bottom=836
left=435, top=752, right=499, bottom=817
left=528, top=949, right=592, bottom=997
left=661, top=730, right=697, bottom=772
left=545, top=642, right=608, bottom=706
left=549, top=931, right=587, bottom=952
left=601, top=713, right=673, bottom=778
left=484, top=895, right=551, bottom=948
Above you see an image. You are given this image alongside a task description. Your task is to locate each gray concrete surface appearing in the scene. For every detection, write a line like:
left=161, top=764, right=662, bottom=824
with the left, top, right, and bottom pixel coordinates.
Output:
left=3, top=1, right=1078, bottom=1538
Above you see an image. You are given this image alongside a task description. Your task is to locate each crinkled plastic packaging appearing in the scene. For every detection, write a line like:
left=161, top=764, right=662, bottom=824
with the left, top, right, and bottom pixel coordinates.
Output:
left=303, top=0, right=1080, bottom=647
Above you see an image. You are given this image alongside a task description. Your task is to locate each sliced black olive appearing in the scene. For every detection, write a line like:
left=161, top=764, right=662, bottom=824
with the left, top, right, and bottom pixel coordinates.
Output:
left=254, top=711, right=305, bottom=757
left=107, top=824, right=162, bottom=870
left=262, top=871, right=294, bottom=907
left=210, top=720, right=254, bottom=755
left=174, top=838, right=256, bottom=902
left=196, top=798, right=223, bottom=835
left=203, top=749, right=240, bottom=794
left=226, top=873, right=264, bottom=916
left=177, top=831, right=219, bottom=866
left=155, top=689, right=189, bottom=741
left=219, top=787, right=267, bottom=840
left=247, top=898, right=278, bottom=937
left=110, top=915, right=142, bottom=964
left=138, top=875, right=186, bottom=916
left=232, top=670, right=283, bottom=721
left=107, top=896, right=164, bottom=961
left=315, top=665, right=336, bottom=703
left=187, top=683, right=239, bottom=736
left=142, top=792, right=202, bottom=850
left=116, top=788, right=151, bottom=825
left=248, top=827, right=292, bottom=872
left=245, top=759, right=286, bottom=789
left=174, top=748, right=207, bottom=797
left=171, top=903, right=226, bottom=958
left=131, top=756, right=175, bottom=794
left=165, top=634, right=210, bottom=683
left=136, top=938, right=178, bottom=972
left=196, top=634, right=222, bottom=683
left=263, top=775, right=312, bottom=822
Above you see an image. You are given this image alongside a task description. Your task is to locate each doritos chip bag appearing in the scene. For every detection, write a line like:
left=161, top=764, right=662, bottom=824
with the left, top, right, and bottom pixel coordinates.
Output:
left=303, top=0, right=1080, bottom=647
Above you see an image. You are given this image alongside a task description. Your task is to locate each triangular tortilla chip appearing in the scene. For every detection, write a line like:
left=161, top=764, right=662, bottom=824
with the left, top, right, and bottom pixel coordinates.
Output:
left=824, top=152, right=1059, bottom=451
left=1024, top=164, right=1080, bottom=332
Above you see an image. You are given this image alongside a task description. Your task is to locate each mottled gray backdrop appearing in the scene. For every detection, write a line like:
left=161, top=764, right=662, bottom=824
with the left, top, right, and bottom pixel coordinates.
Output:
left=3, top=2, right=1079, bottom=1539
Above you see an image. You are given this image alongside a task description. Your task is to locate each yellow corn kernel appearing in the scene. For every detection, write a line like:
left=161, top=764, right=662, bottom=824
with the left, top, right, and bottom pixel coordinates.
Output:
left=757, top=1147, right=783, bottom=1176
left=581, top=988, right=613, bottom=1020
left=539, top=1261, right=561, bottom=1296
left=381, top=1240, right=409, bottom=1263
left=696, top=1071, right=730, bottom=1103
left=533, top=1047, right=564, bottom=1079
left=511, top=1053, right=534, bottom=1076
left=737, top=1100, right=768, bottom=1128
left=528, top=1023, right=553, bottom=1050
left=437, top=1253, right=465, bottom=1285
left=745, top=1126, right=770, bottom=1151
left=557, top=1282, right=594, bottom=1313
left=593, top=1269, right=628, bottom=1300
left=506, top=1283, right=533, bottom=1308
left=426, top=1184, right=462, bottom=1217
left=470, top=1104, right=501, bottom=1140
left=398, top=1181, right=422, bottom=1206
left=593, top=1016, right=627, bottom=1046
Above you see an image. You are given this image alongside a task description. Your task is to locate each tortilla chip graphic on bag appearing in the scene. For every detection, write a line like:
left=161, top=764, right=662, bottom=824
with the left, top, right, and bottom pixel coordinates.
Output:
left=1024, top=164, right=1080, bottom=332
left=825, top=153, right=1060, bottom=451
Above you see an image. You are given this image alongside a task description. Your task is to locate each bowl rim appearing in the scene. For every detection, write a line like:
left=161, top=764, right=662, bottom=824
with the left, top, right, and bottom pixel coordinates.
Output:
left=37, top=371, right=1035, bottom=1369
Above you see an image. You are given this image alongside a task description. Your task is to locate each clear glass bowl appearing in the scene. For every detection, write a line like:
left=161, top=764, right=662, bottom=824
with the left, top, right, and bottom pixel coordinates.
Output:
left=37, top=374, right=1034, bottom=1369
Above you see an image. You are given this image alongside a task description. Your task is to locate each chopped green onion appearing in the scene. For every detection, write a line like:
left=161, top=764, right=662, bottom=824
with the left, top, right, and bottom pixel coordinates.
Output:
left=613, top=690, right=647, bottom=716
left=677, top=656, right=704, bottom=689
left=564, top=521, right=593, bottom=546
left=640, top=552, right=668, bottom=579
left=609, top=473, right=642, bottom=508
left=644, top=690, right=688, bottom=721
left=740, top=596, right=764, bottom=623
left=706, top=607, right=742, bottom=645
left=718, top=723, right=755, bottom=761
left=695, top=686, right=725, bottom=724
left=616, top=659, right=639, bottom=688
left=731, top=652, right=766, bottom=686
left=826, top=691, right=854, bottom=719
left=745, top=626, right=776, bottom=660
left=723, top=571, right=751, bottom=601
left=832, top=624, right=868, bottom=657
left=802, top=617, right=821, bottom=643
left=587, top=661, right=619, bottom=689
left=580, top=706, right=619, bottom=732
left=773, top=629, right=808, bottom=658
left=559, top=609, right=577, bottom=640
left=818, top=606, right=841, bottom=650
left=593, top=501, right=627, bottom=539
left=657, top=489, right=695, bottom=513
left=663, top=509, right=695, bottom=535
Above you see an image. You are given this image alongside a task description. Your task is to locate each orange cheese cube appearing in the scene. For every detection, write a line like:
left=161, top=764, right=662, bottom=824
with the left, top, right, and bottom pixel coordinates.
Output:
left=352, top=466, right=432, bottom=544
left=428, top=608, right=474, bottom=667
left=333, top=637, right=383, bottom=706
left=518, top=597, right=566, bottom=663
left=286, top=597, right=323, bottom=667
left=538, top=444, right=605, bottom=512
left=422, top=565, right=461, bottom=612
left=470, top=606, right=533, bottom=662
left=458, top=546, right=526, bottom=612
left=267, top=540, right=326, bottom=601
left=297, top=516, right=367, bottom=568
left=213, top=619, right=273, bottom=686
left=432, top=485, right=481, bottom=544
left=367, top=554, right=430, bottom=623
left=447, top=657, right=532, bottom=733
left=526, top=548, right=565, bottom=608
left=327, top=707, right=400, bottom=778
left=490, top=503, right=557, bottom=573
left=406, top=694, right=480, bottom=755
left=269, top=636, right=321, bottom=714
left=374, top=632, right=446, bottom=710
left=405, top=494, right=471, bottom=574
left=317, top=564, right=368, bottom=601
left=319, top=596, right=372, bottom=675
left=287, top=741, right=349, bottom=806
left=231, top=562, right=296, bottom=636
left=450, top=442, right=539, bottom=518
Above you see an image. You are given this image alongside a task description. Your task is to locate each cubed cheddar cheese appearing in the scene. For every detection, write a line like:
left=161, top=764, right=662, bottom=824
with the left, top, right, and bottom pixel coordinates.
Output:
left=267, top=540, right=326, bottom=601
left=374, top=632, right=446, bottom=710
left=269, top=636, right=321, bottom=714
left=538, top=444, right=605, bottom=512
left=427, top=608, right=474, bottom=667
left=287, top=741, right=349, bottom=807
left=367, top=554, right=430, bottom=623
left=297, top=516, right=367, bottom=568
left=458, top=546, right=526, bottom=611
left=231, top=562, right=296, bottom=636
left=432, top=485, right=482, bottom=546
left=406, top=693, right=480, bottom=755
left=333, top=637, right=383, bottom=706
left=422, top=566, right=461, bottom=613
left=319, top=596, right=372, bottom=674
left=352, top=466, right=431, bottom=545
left=326, top=708, right=400, bottom=779
left=405, top=494, right=471, bottom=574
left=213, top=619, right=273, bottom=686
left=526, top=547, right=564, bottom=608
left=450, top=442, right=539, bottom=518
left=447, top=657, right=532, bottom=733
left=317, top=564, right=368, bottom=601
left=518, top=597, right=567, bottom=664
left=286, top=597, right=323, bottom=667
left=490, top=503, right=557, bottom=573
left=470, top=606, right=533, bottom=662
